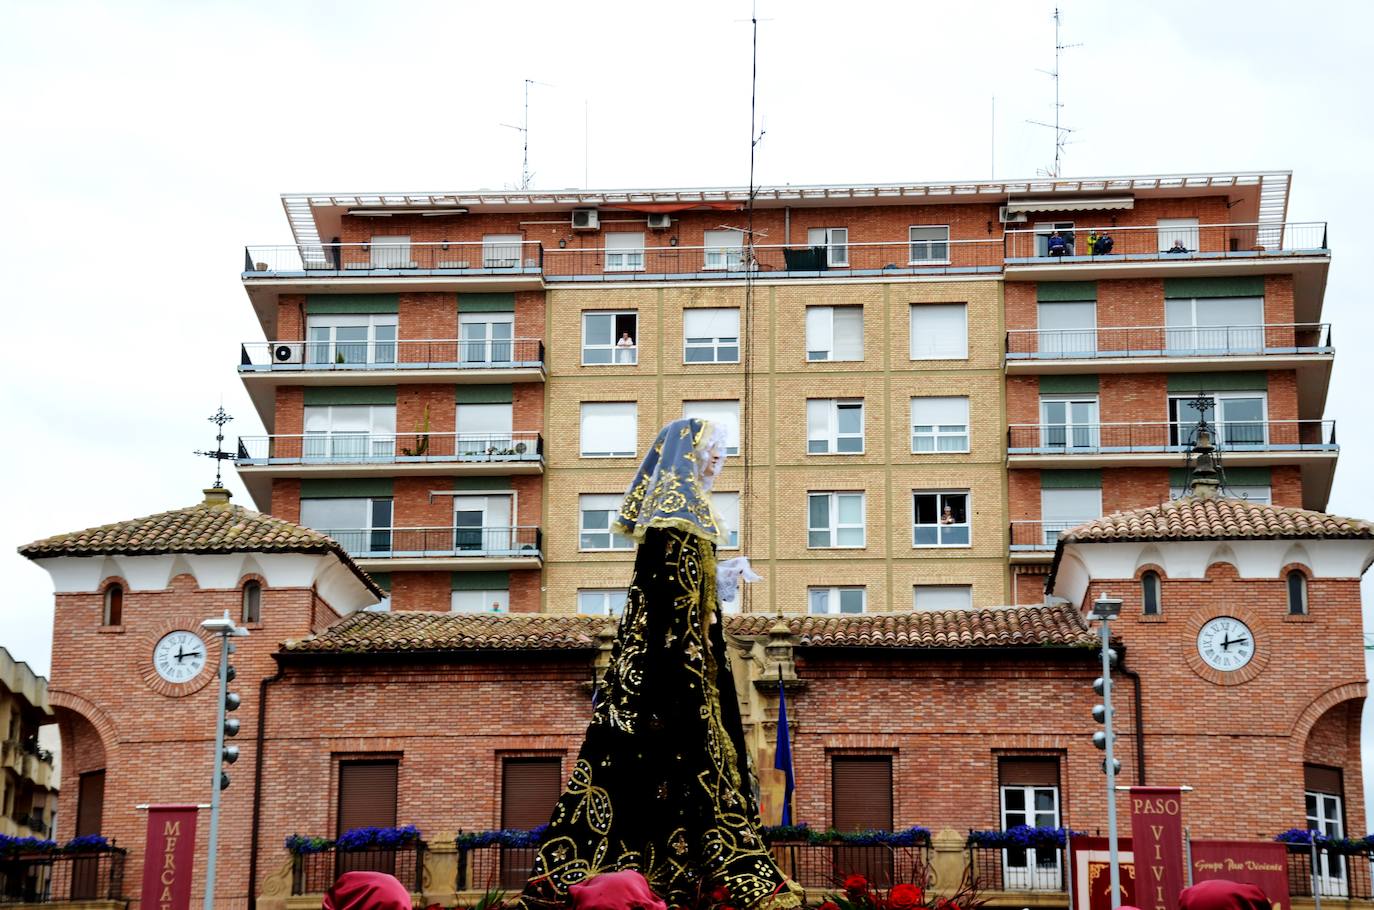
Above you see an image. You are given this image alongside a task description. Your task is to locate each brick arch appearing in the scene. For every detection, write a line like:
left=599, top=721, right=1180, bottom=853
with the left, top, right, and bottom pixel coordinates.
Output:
left=1290, top=682, right=1368, bottom=743
left=48, top=688, right=119, bottom=756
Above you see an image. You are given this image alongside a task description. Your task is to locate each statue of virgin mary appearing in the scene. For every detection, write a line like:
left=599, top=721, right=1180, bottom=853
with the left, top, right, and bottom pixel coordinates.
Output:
left=512, top=417, right=801, bottom=910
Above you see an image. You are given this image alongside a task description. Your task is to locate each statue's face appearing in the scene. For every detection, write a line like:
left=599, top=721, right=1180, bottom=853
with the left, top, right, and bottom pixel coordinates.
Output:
left=702, top=444, right=726, bottom=482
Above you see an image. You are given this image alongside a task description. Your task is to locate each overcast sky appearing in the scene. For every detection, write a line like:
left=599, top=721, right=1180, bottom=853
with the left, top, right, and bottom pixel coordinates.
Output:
left=3, top=0, right=1372, bottom=813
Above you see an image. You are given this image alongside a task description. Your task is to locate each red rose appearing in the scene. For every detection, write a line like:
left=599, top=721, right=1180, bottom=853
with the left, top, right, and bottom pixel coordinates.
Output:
left=889, top=884, right=923, bottom=910
left=844, top=874, right=869, bottom=893
left=710, top=886, right=731, bottom=903
left=819, top=902, right=842, bottom=910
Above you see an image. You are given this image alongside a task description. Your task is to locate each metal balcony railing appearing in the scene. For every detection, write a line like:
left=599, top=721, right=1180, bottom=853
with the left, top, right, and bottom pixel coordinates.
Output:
left=245, top=241, right=543, bottom=275
left=236, top=432, right=542, bottom=465
left=1009, top=520, right=1095, bottom=551
left=1286, top=844, right=1374, bottom=900
left=968, top=843, right=1066, bottom=892
left=0, top=848, right=126, bottom=903
left=1004, top=221, right=1328, bottom=261
left=1006, top=323, right=1332, bottom=360
left=240, top=338, right=544, bottom=371
left=292, top=844, right=425, bottom=896
left=320, top=526, right=542, bottom=559
left=1007, top=419, right=1337, bottom=455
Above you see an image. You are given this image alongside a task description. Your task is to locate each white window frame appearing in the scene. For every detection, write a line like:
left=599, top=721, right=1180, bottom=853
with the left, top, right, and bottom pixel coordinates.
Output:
left=582, top=311, right=639, bottom=365
left=452, top=494, right=515, bottom=553
left=1039, top=396, right=1100, bottom=451
left=1164, top=296, right=1265, bottom=353
left=454, top=402, right=514, bottom=454
left=604, top=232, right=646, bottom=272
left=807, top=227, right=850, bottom=266
left=807, top=399, right=865, bottom=455
left=369, top=235, right=412, bottom=268
left=299, top=497, right=393, bottom=556
left=807, top=492, right=866, bottom=549
left=681, top=400, right=741, bottom=455
left=458, top=311, right=515, bottom=365
left=482, top=233, right=524, bottom=268
left=452, top=589, right=510, bottom=613
left=1167, top=392, right=1268, bottom=449
left=303, top=405, right=397, bottom=461
left=1156, top=217, right=1200, bottom=254
left=909, top=303, right=968, bottom=360
left=703, top=230, right=746, bottom=271
left=579, top=402, right=638, bottom=458
left=1040, top=487, right=1103, bottom=548
left=908, top=225, right=950, bottom=264
left=911, top=397, right=970, bottom=454
left=683, top=307, right=741, bottom=364
left=1000, top=783, right=1062, bottom=890
left=913, top=490, right=971, bottom=548
left=808, top=586, right=866, bottom=614
left=1033, top=222, right=1076, bottom=257
left=577, top=589, right=629, bottom=616
left=305, top=314, right=399, bottom=366
left=913, top=585, right=973, bottom=611
left=1306, top=789, right=1347, bottom=895
left=1036, top=301, right=1098, bottom=356
left=579, top=494, right=634, bottom=551
left=713, top=492, right=740, bottom=549
left=805, top=306, right=864, bottom=361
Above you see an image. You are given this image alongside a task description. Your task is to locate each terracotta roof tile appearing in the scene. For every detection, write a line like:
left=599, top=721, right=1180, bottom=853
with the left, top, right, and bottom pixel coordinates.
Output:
left=1061, top=496, right=1374, bottom=545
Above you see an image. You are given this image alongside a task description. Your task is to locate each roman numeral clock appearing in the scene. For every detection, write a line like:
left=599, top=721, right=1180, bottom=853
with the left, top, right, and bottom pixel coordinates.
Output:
left=139, top=617, right=221, bottom=697
left=1183, top=607, right=1268, bottom=686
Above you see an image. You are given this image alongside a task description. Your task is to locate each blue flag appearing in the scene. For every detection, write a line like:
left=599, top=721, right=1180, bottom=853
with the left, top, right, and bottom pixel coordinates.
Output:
left=774, top=680, right=794, bottom=826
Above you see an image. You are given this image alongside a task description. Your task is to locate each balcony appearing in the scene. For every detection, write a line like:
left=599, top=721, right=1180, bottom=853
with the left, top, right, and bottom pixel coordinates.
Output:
left=0, top=847, right=127, bottom=904
left=326, top=526, right=543, bottom=571
left=245, top=241, right=543, bottom=281
left=968, top=842, right=1067, bottom=893
left=1009, top=521, right=1086, bottom=562
left=1006, top=323, right=1333, bottom=372
left=292, top=843, right=424, bottom=897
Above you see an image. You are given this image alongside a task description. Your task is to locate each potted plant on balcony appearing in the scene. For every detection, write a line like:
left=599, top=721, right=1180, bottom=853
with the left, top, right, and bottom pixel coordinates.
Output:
left=401, top=405, right=431, bottom=458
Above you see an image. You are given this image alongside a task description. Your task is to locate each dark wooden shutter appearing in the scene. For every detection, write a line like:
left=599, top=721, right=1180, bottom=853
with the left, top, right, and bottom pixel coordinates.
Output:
left=337, top=760, right=398, bottom=833
left=501, top=758, right=563, bottom=829
left=831, top=757, right=894, bottom=886
left=1000, top=757, right=1060, bottom=788
left=1305, top=764, right=1343, bottom=796
left=75, top=771, right=105, bottom=836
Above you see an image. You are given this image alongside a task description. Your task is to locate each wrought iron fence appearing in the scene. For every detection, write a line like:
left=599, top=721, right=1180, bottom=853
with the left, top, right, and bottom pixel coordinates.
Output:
left=458, top=844, right=540, bottom=891
left=1004, top=221, right=1327, bottom=260
left=291, top=843, right=425, bottom=896
left=245, top=242, right=543, bottom=274
left=1007, top=419, right=1337, bottom=454
left=1285, top=844, right=1374, bottom=900
left=1006, top=323, right=1332, bottom=359
left=967, top=843, right=1066, bottom=892
left=767, top=843, right=930, bottom=890
left=236, top=432, right=543, bottom=465
left=0, top=848, right=126, bottom=903
left=240, top=338, right=545, bottom=371
left=319, top=526, right=542, bottom=559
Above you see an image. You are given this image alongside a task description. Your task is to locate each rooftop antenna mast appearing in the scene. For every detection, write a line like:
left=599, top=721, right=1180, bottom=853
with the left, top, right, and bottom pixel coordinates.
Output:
left=501, top=79, right=552, bottom=190
left=1026, top=7, right=1081, bottom=178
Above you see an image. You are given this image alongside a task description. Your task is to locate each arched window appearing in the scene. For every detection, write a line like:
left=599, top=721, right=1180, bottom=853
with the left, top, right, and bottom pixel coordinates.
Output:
left=102, top=584, right=123, bottom=626
left=242, top=580, right=262, bottom=624
left=1141, top=571, right=1161, bottom=616
left=1287, top=570, right=1308, bottom=615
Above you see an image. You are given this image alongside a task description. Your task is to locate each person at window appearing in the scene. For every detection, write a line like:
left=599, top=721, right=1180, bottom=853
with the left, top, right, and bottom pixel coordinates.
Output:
left=616, top=331, right=636, bottom=364
left=940, top=503, right=956, bottom=525
left=1093, top=232, right=1114, bottom=255
left=1047, top=231, right=1068, bottom=257
left=1087, top=230, right=1099, bottom=254
left=511, top=418, right=800, bottom=910
left=1168, top=239, right=1189, bottom=254
left=322, top=871, right=412, bottom=910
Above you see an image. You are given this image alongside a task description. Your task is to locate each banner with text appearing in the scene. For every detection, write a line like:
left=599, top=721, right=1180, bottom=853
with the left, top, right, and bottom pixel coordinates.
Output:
left=1190, top=840, right=1290, bottom=910
left=1130, top=787, right=1186, bottom=910
left=140, top=805, right=199, bottom=910
left=1070, top=836, right=1136, bottom=910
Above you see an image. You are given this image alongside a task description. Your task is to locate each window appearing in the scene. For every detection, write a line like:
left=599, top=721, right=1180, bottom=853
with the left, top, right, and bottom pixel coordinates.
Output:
left=580, top=402, right=637, bottom=457
left=337, top=760, right=399, bottom=833
left=807, top=492, right=865, bottom=548
left=682, top=400, right=741, bottom=455
left=831, top=756, right=894, bottom=886
left=453, top=589, right=509, bottom=613
left=713, top=492, right=740, bottom=549
left=241, top=581, right=262, bottom=624
left=911, top=397, right=970, bottom=453
left=1036, top=301, right=1097, bottom=356
left=75, top=770, right=105, bottom=839
left=1171, top=484, right=1271, bottom=505
left=805, top=306, right=864, bottom=361
left=306, top=314, right=398, bottom=366
left=807, top=399, right=864, bottom=454
left=303, top=405, right=396, bottom=461
left=1141, top=571, right=1162, bottom=616
left=1040, top=488, right=1102, bottom=547
left=1040, top=397, right=1100, bottom=450
left=300, top=498, right=393, bottom=555
left=482, top=233, right=524, bottom=268
left=459, top=312, right=515, bottom=364
left=807, top=227, right=849, bottom=266
left=1156, top=218, right=1200, bottom=253
left=1168, top=393, right=1267, bottom=448
left=1165, top=297, right=1264, bottom=353
left=578, top=589, right=629, bottom=616
left=913, top=491, right=970, bottom=547
left=913, top=585, right=973, bottom=611
left=683, top=308, right=740, bottom=363
left=369, top=235, right=412, bottom=268
left=908, top=225, right=950, bottom=263
left=909, top=303, right=968, bottom=359
left=1033, top=222, right=1075, bottom=257
left=453, top=495, right=514, bottom=552
left=501, top=759, right=564, bottom=888
left=604, top=232, right=646, bottom=272
left=703, top=230, right=746, bottom=271
left=102, top=585, right=123, bottom=626
left=455, top=402, right=514, bottom=454
left=1288, top=570, right=1308, bottom=616
left=582, top=312, right=639, bottom=365
left=580, top=494, right=634, bottom=550
left=809, top=587, right=866, bottom=614
left=1306, top=765, right=1346, bottom=895
left=999, top=758, right=1061, bottom=890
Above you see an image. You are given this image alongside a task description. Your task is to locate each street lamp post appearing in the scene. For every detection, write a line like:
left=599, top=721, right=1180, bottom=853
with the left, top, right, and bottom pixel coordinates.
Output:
left=201, top=612, right=248, bottom=910
left=1090, top=594, right=1123, bottom=909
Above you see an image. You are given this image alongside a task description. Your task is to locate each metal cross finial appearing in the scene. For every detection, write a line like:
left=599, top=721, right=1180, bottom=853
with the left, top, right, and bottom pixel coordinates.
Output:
left=194, top=407, right=234, bottom=488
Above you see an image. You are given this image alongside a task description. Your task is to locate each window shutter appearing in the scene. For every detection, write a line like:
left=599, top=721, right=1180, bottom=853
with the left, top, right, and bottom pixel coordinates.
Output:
left=910, top=304, right=968, bottom=359
left=501, top=758, right=564, bottom=829
left=1305, top=765, right=1342, bottom=796
left=999, top=757, right=1060, bottom=788
left=831, top=756, right=893, bottom=831
left=833, top=308, right=864, bottom=359
left=912, top=396, right=969, bottom=426
left=806, top=307, right=834, bottom=353
left=76, top=770, right=105, bottom=836
left=337, top=760, right=399, bottom=833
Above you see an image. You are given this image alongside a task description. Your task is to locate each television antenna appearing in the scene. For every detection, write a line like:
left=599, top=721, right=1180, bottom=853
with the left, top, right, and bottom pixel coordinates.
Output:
left=500, top=78, right=554, bottom=190
left=1026, top=7, right=1081, bottom=178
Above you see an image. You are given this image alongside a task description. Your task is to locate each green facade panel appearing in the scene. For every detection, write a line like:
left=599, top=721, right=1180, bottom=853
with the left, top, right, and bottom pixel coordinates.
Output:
left=1039, top=374, right=1100, bottom=395
left=305, top=294, right=400, bottom=314
left=303, top=387, right=397, bottom=406
left=1163, top=277, right=1265, bottom=299
left=1166, top=372, right=1267, bottom=393
left=1040, top=469, right=1103, bottom=489
left=458, top=293, right=516, bottom=313
left=452, top=571, right=511, bottom=591
left=1036, top=281, right=1097, bottom=302
left=370, top=572, right=392, bottom=593
left=1169, top=466, right=1272, bottom=486
left=451, top=477, right=513, bottom=492
left=455, top=384, right=514, bottom=404
left=299, top=478, right=395, bottom=499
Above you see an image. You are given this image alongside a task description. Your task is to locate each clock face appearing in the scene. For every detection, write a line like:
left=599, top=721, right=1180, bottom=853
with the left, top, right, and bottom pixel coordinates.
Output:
left=1196, top=616, right=1255, bottom=672
left=152, top=631, right=208, bottom=684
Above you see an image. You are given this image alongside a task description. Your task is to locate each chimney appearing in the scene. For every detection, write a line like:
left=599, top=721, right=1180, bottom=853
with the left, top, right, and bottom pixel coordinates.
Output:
left=203, top=487, right=233, bottom=507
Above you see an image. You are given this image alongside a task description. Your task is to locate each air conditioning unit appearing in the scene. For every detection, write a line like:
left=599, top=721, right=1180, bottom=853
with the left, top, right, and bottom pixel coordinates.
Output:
left=571, top=208, right=600, bottom=230
left=646, top=213, right=672, bottom=230
left=998, top=206, right=1029, bottom=224
left=272, top=342, right=304, bottom=364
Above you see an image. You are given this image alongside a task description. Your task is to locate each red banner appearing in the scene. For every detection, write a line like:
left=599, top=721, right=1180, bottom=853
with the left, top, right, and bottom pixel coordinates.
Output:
left=1070, top=836, right=1136, bottom=910
left=140, top=805, right=199, bottom=910
left=1130, top=787, right=1186, bottom=910
left=1190, top=840, right=1290, bottom=910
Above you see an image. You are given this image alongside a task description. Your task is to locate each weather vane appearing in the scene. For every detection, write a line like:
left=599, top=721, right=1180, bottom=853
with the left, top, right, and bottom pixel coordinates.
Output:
left=194, top=407, right=234, bottom=488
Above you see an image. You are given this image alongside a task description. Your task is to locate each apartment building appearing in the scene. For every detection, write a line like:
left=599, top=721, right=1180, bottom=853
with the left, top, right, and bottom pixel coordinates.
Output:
left=0, top=647, right=55, bottom=840
left=236, top=171, right=1334, bottom=614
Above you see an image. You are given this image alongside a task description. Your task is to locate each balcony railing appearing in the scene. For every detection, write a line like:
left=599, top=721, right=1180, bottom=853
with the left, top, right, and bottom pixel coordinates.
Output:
left=1006, top=323, right=1332, bottom=360
left=321, top=526, right=542, bottom=559
left=1004, top=221, right=1328, bottom=261
left=292, top=843, right=425, bottom=896
left=240, top=338, right=545, bottom=372
left=237, top=432, right=543, bottom=466
left=1286, top=844, right=1374, bottom=900
left=245, top=242, right=542, bottom=275
left=1007, top=419, right=1337, bottom=455
left=1009, top=520, right=1095, bottom=551
left=968, top=843, right=1066, bottom=892
left=0, top=848, right=126, bottom=903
